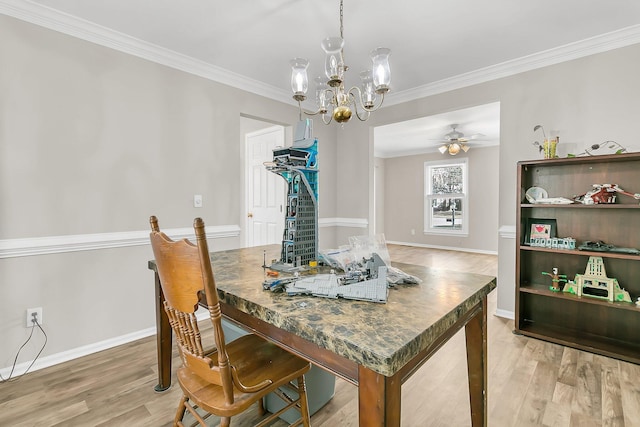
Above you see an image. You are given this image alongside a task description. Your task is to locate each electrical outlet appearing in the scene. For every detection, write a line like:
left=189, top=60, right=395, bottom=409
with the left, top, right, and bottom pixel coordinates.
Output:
left=194, top=194, right=203, bottom=208
left=26, top=307, right=43, bottom=328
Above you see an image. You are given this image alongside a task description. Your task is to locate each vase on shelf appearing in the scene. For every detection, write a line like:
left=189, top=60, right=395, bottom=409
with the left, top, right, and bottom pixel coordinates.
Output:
left=543, top=137, right=558, bottom=159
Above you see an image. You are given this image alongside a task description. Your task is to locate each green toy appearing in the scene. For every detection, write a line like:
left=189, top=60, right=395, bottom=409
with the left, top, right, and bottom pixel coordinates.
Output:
left=542, top=267, right=567, bottom=292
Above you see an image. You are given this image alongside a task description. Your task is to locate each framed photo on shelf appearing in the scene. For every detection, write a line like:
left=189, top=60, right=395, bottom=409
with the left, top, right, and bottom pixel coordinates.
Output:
left=524, top=218, right=557, bottom=245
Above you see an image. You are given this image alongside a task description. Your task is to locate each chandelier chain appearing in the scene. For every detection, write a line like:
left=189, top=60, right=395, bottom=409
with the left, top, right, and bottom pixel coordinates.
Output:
left=339, top=0, right=345, bottom=60
left=339, top=0, right=344, bottom=40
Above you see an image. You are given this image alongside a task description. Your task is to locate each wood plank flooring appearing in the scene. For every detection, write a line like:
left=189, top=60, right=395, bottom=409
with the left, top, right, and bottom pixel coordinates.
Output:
left=1, top=245, right=639, bottom=426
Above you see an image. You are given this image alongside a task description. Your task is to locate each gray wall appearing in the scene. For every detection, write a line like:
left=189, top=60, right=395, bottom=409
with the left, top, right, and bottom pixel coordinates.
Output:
left=332, top=43, right=640, bottom=318
left=380, top=145, right=499, bottom=252
left=3, top=12, right=640, bottom=369
left=0, top=15, right=339, bottom=368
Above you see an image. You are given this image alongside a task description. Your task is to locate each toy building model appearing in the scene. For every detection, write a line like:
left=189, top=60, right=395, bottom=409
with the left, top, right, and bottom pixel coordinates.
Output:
left=265, top=119, right=319, bottom=270
left=563, top=256, right=632, bottom=302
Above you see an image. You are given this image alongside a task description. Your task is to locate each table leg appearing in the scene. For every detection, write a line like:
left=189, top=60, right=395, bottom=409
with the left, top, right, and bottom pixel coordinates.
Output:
left=465, top=297, right=488, bottom=426
left=154, top=272, right=172, bottom=392
left=358, top=365, right=401, bottom=426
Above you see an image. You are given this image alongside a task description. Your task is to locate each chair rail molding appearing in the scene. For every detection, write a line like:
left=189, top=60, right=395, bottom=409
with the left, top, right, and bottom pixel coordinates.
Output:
left=0, top=225, right=241, bottom=259
left=499, top=225, right=516, bottom=239
left=319, top=217, right=368, bottom=228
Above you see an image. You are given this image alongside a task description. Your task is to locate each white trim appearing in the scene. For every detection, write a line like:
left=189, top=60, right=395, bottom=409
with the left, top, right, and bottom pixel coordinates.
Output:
left=0, top=225, right=241, bottom=259
left=499, top=225, right=517, bottom=239
left=386, top=24, right=640, bottom=106
left=0, top=0, right=293, bottom=105
left=318, top=217, right=369, bottom=228
left=0, top=312, right=242, bottom=377
left=386, top=240, right=497, bottom=256
left=0, top=326, right=156, bottom=378
left=494, top=309, right=515, bottom=320
left=2, top=1, right=639, bottom=106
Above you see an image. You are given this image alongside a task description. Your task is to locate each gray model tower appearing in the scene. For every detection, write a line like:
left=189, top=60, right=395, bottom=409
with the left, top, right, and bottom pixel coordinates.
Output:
left=265, top=119, right=318, bottom=269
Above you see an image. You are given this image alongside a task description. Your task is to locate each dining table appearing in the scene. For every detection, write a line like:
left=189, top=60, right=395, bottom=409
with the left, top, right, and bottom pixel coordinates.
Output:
left=148, top=244, right=496, bottom=426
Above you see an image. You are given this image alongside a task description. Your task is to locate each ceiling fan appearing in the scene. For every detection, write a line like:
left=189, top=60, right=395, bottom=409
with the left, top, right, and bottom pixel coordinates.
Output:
left=436, top=124, right=484, bottom=155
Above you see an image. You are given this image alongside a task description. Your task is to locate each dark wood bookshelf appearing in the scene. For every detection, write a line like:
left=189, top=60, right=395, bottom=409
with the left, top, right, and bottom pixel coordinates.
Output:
left=515, top=153, right=640, bottom=364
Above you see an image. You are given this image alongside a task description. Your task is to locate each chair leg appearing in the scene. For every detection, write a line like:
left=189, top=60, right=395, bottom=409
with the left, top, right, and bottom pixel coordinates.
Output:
left=220, top=416, right=231, bottom=427
left=297, top=376, right=311, bottom=427
left=257, top=397, right=266, bottom=416
left=174, top=395, right=188, bottom=426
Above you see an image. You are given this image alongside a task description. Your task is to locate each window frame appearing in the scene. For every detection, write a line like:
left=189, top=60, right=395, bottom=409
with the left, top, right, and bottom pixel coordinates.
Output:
left=424, top=158, right=469, bottom=236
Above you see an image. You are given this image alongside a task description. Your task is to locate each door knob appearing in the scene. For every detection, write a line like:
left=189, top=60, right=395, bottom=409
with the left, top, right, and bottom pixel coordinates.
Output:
left=247, top=212, right=253, bottom=218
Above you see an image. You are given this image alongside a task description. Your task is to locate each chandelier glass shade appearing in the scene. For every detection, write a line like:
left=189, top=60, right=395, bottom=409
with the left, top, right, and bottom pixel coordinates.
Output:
left=290, top=0, right=391, bottom=125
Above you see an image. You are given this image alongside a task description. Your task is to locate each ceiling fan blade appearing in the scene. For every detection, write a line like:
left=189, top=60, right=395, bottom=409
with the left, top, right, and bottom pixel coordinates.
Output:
left=467, top=133, right=485, bottom=140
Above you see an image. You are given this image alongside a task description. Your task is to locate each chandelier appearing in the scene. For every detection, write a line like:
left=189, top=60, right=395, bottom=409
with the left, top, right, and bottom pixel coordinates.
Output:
left=289, top=0, right=391, bottom=125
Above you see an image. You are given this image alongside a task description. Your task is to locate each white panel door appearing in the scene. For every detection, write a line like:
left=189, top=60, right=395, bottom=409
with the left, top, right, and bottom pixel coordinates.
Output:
left=245, top=126, right=285, bottom=247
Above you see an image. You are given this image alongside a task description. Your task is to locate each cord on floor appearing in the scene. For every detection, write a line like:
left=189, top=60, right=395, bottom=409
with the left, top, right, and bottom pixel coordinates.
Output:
left=0, top=318, right=48, bottom=383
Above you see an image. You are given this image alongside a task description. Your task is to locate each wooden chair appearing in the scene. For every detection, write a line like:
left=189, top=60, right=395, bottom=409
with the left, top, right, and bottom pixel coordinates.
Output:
left=149, top=216, right=311, bottom=427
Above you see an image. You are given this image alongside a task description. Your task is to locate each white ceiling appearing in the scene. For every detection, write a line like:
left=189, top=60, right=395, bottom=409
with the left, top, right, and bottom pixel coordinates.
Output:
left=3, top=0, right=640, bottom=155
left=374, top=103, right=501, bottom=158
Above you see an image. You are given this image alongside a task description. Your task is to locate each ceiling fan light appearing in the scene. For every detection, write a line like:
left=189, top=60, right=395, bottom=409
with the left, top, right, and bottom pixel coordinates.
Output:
left=461, top=144, right=470, bottom=152
left=438, top=145, right=448, bottom=154
left=448, top=143, right=461, bottom=155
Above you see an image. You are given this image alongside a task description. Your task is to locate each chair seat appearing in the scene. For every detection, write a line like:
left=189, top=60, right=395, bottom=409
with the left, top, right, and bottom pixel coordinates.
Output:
left=178, top=334, right=311, bottom=418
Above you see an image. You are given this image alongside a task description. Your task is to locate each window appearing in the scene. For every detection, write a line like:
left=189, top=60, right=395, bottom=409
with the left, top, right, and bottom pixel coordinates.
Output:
left=424, top=159, right=468, bottom=235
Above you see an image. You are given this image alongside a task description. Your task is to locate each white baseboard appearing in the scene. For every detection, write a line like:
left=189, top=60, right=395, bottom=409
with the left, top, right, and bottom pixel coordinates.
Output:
left=0, top=326, right=156, bottom=378
left=0, top=309, right=215, bottom=378
left=386, top=240, right=498, bottom=256
left=494, top=309, right=515, bottom=320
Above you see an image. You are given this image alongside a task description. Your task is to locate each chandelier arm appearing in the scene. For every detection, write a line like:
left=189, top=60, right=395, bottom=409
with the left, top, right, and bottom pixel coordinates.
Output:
left=297, top=99, right=330, bottom=119
left=354, top=109, right=371, bottom=122
left=347, top=86, right=385, bottom=119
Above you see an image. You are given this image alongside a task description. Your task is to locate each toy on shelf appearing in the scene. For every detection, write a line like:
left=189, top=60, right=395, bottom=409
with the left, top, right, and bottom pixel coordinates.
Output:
left=573, top=184, right=640, bottom=205
left=567, top=140, right=628, bottom=157
left=542, top=268, right=568, bottom=292
left=530, top=237, right=576, bottom=250
left=563, top=256, right=632, bottom=302
left=578, top=241, right=640, bottom=255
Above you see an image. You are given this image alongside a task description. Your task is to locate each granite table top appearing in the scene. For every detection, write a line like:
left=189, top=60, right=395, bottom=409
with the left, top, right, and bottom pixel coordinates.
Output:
left=187, top=245, right=497, bottom=378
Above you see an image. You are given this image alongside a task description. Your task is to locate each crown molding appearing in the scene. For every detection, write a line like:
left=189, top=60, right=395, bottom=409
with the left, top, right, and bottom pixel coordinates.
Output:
left=3, top=1, right=639, bottom=110
left=386, top=24, right=640, bottom=107
left=0, top=0, right=295, bottom=105
left=0, top=225, right=241, bottom=259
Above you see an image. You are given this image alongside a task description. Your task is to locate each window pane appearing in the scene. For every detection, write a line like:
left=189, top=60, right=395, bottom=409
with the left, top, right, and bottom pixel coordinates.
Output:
left=431, top=198, right=464, bottom=229
left=431, top=165, right=463, bottom=194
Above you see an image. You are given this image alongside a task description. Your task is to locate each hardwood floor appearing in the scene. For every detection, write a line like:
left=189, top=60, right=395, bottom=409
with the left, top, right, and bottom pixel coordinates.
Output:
left=1, top=245, right=639, bottom=426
